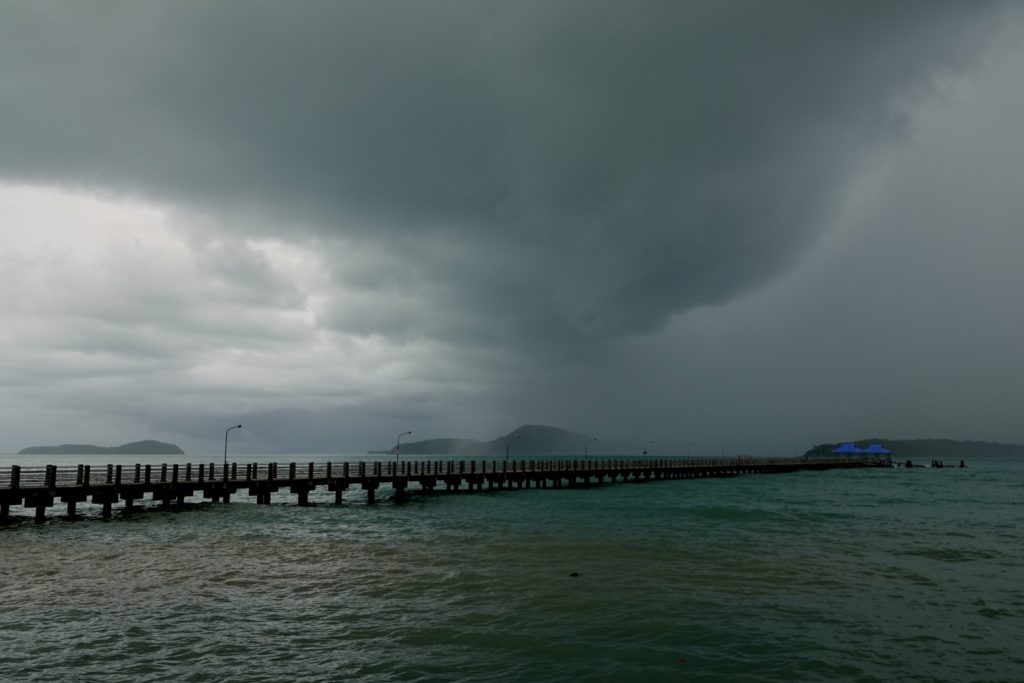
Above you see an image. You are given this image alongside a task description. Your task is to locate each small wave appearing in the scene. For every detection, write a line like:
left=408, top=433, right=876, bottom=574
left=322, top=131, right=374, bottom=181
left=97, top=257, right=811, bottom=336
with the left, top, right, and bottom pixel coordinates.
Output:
left=898, top=547, right=996, bottom=563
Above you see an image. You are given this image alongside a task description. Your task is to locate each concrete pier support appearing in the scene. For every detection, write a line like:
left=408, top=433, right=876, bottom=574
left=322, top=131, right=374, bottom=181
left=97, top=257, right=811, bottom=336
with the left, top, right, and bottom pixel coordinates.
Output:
left=334, top=488, right=344, bottom=505
left=35, top=504, right=47, bottom=523
left=1, top=502, right=8, bottom=520
left=102, top=501, right=113, bottom=518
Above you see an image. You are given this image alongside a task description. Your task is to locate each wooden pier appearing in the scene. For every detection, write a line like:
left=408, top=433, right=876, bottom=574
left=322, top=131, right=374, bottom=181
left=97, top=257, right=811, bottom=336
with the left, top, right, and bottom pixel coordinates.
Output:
left=0, top=456, right=886, bottom=523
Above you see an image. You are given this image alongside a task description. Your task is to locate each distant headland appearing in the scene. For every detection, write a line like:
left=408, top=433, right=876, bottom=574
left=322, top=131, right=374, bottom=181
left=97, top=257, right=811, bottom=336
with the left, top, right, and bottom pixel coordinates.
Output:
left=369, top=424, right=623, bottom=456
left=17, top=440, right=184, bottom=455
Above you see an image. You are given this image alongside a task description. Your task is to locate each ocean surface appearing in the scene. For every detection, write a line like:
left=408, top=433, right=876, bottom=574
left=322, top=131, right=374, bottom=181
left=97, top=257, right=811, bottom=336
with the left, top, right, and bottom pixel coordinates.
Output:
left=1, top=453, right=1021, bottom=682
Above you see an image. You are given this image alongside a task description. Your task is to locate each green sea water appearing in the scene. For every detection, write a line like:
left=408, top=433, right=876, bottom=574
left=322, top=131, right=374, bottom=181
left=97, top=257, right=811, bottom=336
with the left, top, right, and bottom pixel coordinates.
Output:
left=1, top=455, right=1021, bottom=682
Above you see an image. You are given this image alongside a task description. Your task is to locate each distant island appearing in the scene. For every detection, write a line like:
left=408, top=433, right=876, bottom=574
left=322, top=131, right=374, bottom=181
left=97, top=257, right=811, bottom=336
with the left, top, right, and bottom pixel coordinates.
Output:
left=369, top=424, right=633, bottom=457
left=804, top=438, right=1024, bottom=460
left=18, top=440, right=184, bottom=455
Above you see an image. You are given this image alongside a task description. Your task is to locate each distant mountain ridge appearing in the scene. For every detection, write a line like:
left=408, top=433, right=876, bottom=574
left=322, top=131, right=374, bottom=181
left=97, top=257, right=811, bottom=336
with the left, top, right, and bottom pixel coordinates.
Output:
left=804, top=438, right=1024, bottom=459
left=372, top=425, right=617, bottom=456
left=18, top=440, right=184, bottom=455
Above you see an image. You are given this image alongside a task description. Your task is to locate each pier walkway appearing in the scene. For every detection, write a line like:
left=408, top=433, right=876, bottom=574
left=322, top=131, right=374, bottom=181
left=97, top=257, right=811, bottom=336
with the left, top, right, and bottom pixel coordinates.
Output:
left=0, top=456, right=886, bottom=522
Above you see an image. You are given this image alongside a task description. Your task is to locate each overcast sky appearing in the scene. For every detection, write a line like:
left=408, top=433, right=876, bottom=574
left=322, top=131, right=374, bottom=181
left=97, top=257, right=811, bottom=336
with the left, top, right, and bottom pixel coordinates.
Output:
left=2, top=1, right=1023, bottom=455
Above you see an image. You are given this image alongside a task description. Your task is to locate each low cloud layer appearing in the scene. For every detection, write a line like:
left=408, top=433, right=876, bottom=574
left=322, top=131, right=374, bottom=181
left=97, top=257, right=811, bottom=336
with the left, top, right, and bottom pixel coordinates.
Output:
left=1, top=2, right=1021, bottom=453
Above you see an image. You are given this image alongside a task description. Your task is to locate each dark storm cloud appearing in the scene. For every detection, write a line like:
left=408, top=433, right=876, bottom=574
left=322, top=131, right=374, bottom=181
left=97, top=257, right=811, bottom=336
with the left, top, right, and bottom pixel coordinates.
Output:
left=0, top=1, right=1005, bottom=351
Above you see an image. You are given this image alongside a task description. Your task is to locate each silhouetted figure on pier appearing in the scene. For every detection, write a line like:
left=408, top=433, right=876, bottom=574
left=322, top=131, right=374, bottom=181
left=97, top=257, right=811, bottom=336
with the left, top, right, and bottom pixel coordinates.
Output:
left=960, top=460, right=966, bottom=468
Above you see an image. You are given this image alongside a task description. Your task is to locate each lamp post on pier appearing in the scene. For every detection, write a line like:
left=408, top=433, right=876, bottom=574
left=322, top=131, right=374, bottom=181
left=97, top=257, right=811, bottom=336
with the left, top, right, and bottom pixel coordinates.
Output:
left=395, top=431, right=412, bottom=465
left=224, top=424, right=242, bottom=480
left=687, top=441, right=696, bottom=458
left=643, top=440, right=655, bottom=456
left=505, top=432, right=520, bottom=465
left=584, top=437, right=597, bottom=462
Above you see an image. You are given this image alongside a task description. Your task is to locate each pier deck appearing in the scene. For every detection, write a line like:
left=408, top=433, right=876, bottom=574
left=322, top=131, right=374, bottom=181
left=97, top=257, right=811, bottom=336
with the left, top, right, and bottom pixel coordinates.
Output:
left=0, top=456, right=886, bottom=522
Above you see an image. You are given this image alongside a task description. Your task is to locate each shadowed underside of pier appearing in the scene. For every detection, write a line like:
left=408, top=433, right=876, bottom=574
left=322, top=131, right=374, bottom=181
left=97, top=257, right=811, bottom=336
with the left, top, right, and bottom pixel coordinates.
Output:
left=0, top=456, right=887, bottom=523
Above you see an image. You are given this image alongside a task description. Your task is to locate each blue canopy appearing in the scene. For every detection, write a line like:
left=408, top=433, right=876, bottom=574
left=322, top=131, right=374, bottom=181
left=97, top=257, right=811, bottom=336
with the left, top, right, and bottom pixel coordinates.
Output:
left=832, top=442, right=864, bottom=454
left=861, top=443, right=892, bottom=455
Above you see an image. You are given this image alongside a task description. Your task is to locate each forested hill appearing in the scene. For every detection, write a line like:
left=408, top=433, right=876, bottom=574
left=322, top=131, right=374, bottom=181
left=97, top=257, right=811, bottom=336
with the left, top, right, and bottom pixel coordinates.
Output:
left=18, top=440, right=185, bottom=455
left=804, top=439, right=1024, bottom=459
left=371, top=425, right=605, bottom=456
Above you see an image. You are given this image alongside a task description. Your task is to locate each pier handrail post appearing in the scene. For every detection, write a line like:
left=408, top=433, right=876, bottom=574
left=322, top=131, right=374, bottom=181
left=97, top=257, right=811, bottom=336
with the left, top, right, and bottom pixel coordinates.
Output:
left=10, top=465, right=20, bottom=490
left=115, top=465, right=122, bottom=486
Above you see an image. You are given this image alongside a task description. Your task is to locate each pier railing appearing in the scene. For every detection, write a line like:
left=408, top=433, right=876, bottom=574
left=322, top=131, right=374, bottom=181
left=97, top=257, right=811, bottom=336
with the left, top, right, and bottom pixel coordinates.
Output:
left=0, top=455, right=888, bottom=522
left=0, top=455, right=878, bottom=490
